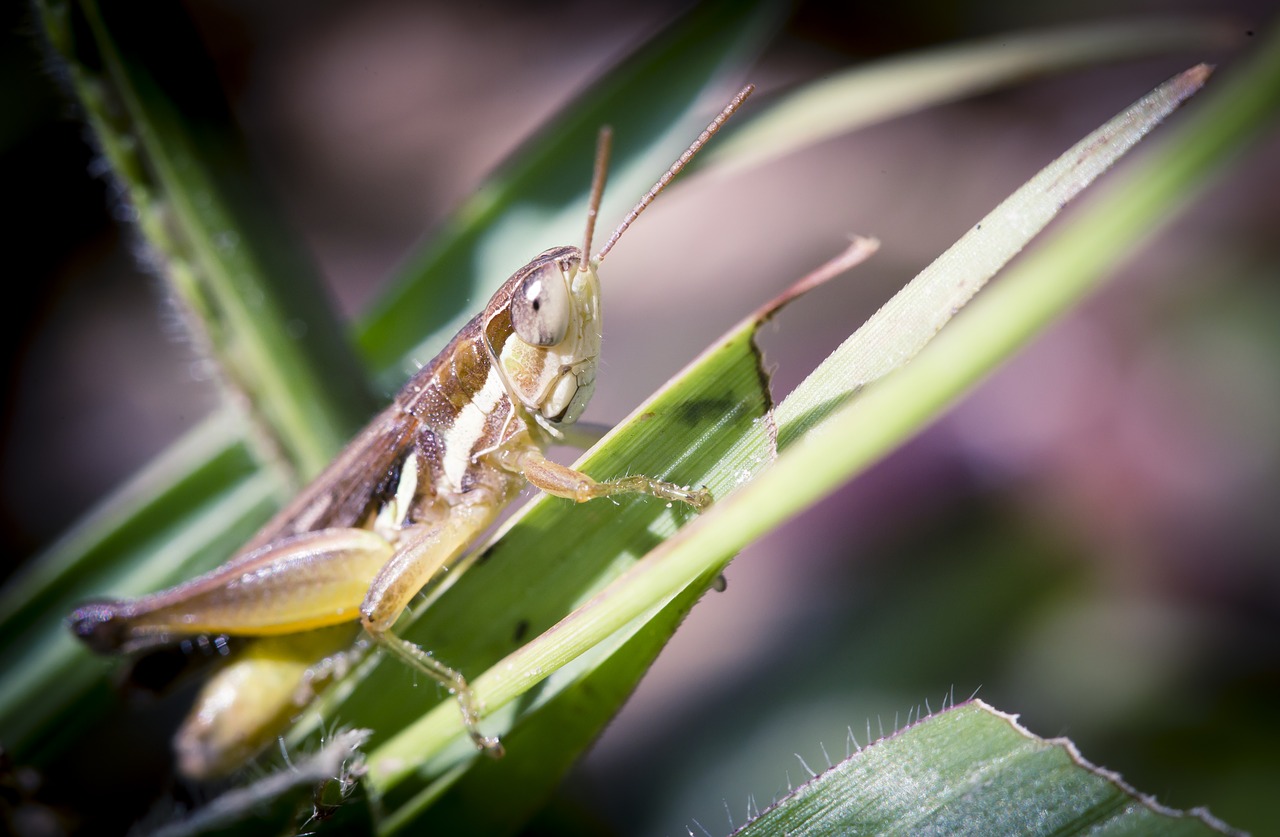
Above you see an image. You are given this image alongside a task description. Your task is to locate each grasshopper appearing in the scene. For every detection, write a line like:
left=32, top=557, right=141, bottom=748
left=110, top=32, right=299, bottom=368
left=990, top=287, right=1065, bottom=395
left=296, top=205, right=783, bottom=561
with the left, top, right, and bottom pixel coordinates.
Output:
left=69, top=85, right=754, bottom=776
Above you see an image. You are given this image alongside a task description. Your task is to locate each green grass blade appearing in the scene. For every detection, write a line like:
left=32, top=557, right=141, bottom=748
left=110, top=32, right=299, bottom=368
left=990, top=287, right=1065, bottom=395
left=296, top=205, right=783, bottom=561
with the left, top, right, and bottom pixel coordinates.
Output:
left=40, top=0, right=377, bottom=478
left=380, top=567, right=721, bottom=834
left=703, top=18, right=1235, bottom=177
left=736, top=701, right=1238, bottom=836
left=776, top=65, right=1211, bottom=443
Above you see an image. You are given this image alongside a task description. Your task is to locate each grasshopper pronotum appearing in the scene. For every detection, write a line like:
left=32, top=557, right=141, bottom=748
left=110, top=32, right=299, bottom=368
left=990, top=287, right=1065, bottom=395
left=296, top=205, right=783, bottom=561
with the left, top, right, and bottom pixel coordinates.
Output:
left=69, top=85, right=754, bottom=776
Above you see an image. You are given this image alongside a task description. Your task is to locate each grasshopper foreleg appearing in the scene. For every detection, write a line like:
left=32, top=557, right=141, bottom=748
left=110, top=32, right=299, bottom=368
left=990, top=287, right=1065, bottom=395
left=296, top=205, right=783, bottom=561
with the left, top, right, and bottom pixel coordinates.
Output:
left=500, top=446, right=712, bottom=510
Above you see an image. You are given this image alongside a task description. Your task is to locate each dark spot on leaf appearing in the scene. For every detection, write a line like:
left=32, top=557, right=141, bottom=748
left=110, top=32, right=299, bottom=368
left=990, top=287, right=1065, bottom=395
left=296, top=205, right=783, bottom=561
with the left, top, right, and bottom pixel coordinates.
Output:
left=673, top=396, right=740, bottom=425
left=512, top=619, right=530, bottom=644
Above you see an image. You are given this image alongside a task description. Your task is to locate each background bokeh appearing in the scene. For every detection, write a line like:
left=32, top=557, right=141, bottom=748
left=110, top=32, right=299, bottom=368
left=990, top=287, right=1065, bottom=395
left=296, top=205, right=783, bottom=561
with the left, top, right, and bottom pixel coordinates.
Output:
left=3, top=1, right=1277, bottom=834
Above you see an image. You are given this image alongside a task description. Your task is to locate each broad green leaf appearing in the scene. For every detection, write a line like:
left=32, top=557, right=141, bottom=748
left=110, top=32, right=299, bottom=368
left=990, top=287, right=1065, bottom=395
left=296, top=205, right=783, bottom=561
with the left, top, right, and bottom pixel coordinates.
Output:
left=735, top=701, right=1237, bottom=836
left=379, top=558, right=723, bottom=835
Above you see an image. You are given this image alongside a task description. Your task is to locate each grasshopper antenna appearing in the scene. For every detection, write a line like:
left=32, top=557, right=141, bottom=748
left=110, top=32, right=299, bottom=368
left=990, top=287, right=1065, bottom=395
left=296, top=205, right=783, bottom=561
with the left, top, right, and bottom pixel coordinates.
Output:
left=594, top=83, right=754, bottom=265
left=578, top=126, right=613, bottom=275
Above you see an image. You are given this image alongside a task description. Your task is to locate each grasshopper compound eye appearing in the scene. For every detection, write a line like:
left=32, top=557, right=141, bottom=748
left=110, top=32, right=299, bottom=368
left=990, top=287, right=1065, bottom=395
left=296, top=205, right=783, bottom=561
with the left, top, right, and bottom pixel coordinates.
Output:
left=511, top=263, right=572, bottom=346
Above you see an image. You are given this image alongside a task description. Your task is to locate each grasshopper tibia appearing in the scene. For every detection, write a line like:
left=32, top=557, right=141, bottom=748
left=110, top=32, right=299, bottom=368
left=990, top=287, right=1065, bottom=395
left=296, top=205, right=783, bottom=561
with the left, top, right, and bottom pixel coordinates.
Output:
left=372, top=631, right=503, bottom=757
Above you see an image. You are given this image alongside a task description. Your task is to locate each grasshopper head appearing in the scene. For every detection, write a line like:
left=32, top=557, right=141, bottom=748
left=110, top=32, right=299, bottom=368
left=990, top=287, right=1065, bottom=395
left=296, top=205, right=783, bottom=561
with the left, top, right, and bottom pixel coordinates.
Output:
left=486, top=245, right=601, bottom=432
left=480, top=86, right=755, bottom=438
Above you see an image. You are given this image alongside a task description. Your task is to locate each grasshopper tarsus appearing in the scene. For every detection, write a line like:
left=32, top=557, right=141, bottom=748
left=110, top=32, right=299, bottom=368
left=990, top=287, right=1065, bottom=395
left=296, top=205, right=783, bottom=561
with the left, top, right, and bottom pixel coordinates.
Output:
left=602, top=475, right=713, bottom=511
left=684, top=485, right=714, bottom=512
left=475, top=731, right=505, bottom=759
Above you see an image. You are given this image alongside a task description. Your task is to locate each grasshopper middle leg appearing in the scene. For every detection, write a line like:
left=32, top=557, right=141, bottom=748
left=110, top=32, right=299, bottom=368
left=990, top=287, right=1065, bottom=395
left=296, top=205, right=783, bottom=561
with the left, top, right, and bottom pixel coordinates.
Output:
left=358, top=502, right=504, bottom=755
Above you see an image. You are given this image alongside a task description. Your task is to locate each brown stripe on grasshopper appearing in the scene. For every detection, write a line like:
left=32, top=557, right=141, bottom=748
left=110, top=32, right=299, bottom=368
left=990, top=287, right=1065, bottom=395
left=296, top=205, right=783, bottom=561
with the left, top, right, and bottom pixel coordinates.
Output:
left=69, top=85, right=753, bottom=774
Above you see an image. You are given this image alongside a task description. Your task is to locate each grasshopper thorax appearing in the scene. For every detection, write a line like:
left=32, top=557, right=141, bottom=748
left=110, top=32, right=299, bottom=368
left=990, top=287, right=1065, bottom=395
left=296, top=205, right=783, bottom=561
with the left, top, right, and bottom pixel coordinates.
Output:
left=483, top=245, right=601, bottom=434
